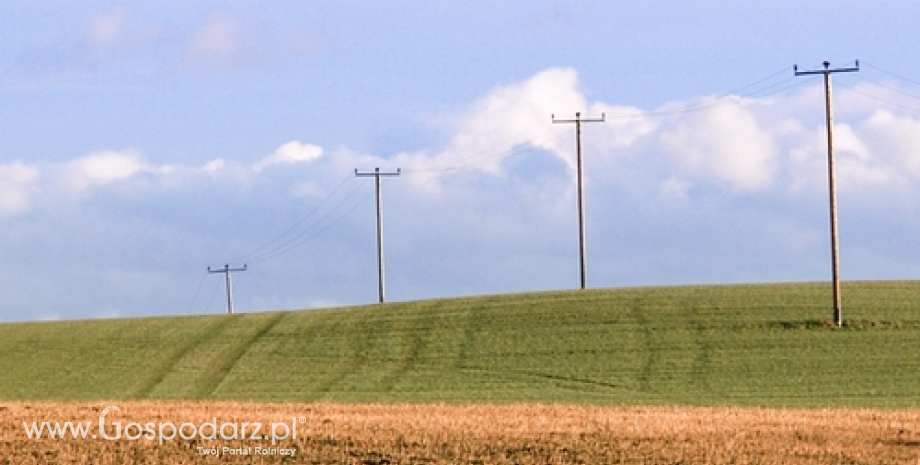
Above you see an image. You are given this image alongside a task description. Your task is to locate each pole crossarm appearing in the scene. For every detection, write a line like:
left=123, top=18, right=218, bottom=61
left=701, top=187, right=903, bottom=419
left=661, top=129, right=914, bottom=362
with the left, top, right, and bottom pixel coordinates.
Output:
left=793, top=59, right=859, bottom=327
left=354, top=168, right=402, bottom=179
left=551, top=114, right=606, bottom=124
left=552, top=112, right=605, bottom=290
left=355, top=167, right=401, bottom=303
left=794, top=60, right=859, bottom=76
left=207, top=264, right=247, bottom=314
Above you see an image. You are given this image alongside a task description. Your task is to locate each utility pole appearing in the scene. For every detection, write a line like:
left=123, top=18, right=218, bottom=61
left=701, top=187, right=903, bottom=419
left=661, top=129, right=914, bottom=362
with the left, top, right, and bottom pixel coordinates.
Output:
left=552, top=112, right=605, bottom=289
left=355, top=167, right=401, bottom=303
left=794, top=60, right=859, bottom=327
left=207, top=264, right=247, bottom=314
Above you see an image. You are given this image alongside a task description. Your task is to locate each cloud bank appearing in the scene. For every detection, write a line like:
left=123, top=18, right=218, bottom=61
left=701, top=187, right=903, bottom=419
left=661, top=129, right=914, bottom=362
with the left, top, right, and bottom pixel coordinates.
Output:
left=3, top=68, right=920, bottom=321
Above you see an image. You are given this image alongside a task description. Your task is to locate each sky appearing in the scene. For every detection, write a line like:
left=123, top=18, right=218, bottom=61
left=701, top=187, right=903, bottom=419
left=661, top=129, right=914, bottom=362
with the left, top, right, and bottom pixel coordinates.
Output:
left=4, top=1, right=920, bottom=321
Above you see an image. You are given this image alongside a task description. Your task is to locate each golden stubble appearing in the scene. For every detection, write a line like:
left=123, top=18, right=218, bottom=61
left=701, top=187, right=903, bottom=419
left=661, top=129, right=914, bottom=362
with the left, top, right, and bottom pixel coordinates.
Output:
left=1, top=403, right=918, bottom=464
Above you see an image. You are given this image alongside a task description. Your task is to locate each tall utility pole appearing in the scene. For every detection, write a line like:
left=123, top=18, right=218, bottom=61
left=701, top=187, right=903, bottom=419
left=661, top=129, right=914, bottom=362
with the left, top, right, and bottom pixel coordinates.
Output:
left=552, top=112, right=605, bottom=289
left=355, top=167, right=401, bottom=303
left=794, top=60, right=859, bottom=327
left=207, top=264, right=247, bottom=314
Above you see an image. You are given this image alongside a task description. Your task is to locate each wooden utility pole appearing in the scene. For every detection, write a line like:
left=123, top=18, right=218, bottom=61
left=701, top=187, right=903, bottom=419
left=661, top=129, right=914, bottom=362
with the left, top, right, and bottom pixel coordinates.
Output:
left=794, top=60, right=859, bottom=327
left=207, top=264, right=247, bottom=314
left=355, top=167, right=401, bottom=303
left=552, top=112, right=605, bottom=289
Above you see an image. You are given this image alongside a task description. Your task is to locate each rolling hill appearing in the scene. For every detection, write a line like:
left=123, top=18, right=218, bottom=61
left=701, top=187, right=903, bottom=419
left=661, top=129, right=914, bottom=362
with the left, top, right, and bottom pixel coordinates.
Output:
left=1, top=281, right=918, bottom=407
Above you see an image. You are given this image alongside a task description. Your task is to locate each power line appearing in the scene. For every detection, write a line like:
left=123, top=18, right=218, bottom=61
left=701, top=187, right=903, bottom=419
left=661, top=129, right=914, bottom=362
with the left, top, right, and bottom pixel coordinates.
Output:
left=203, top=277, right=222, bottom=313
left=187, top=64, right=850, bottom=313
left=207, top=264, right=247, bottom=314
left=185, top=272, right=208, bottom=314
left=832, top=71, right=920, bottom=115
left=723, top=66, right=792, bottom=95
left=402, top=130, right=571, bottom=175
left=604, top=67, right=802, bottom=120
left=237, top=173, right=353, bottom=264
left=861, top=61, right=920, bottom=88
left=403, top=68, right=805, bottom=180
left=249, top=186, right=376, bottom=264
left=242, top=181, right=367, bottom=264
left=355, top=167, right=401, bottom=303
left=849, top=75, right=920, bottom=102
left=794, top=59, right=860, bottom=328
left=836, top=80, right=920, bottom=115
left=174, top=70, right=825, bottom=324
left=552, top=112, right=605, bottom=290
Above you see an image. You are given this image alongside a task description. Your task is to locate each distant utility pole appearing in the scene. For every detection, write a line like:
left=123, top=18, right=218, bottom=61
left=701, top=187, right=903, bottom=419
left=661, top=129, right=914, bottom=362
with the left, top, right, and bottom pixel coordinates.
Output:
left=207, top=264, right=247, bottom=314
left=355, top=167, right=401, bottom=303
left=794, top=60, right=859, bottom=327
left=552, top=112, right=606, bottom=290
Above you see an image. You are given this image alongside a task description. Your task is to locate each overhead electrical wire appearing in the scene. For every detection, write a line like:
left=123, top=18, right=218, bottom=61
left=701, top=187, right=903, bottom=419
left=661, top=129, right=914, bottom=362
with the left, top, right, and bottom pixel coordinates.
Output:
left=399, top=69, right=807, bottom=176
left=234, top=172, right=353, bottom=263
left=202, top=64, right=837, bottom=303
left=248, top=188, right=375, bottom=264
left=850, top=75, right=920, bottom=103
left=203, top=278, right=222, bottom=313
left=185, top=272, right=208, bottom=314
left=228, top=130, right=575, bottom=271
left=607, top=67, right=807, bottom=120
left=400, top=67, right=809, bottom=181
left=240, top=180, right=372, bottom=264
left=836, top=80, right=920, bottom=115
left=192, top=174, right=373, bottom=313
left=833, top=63, right=920, bottom=115
left=861, top=61, right=920, bottom=88
left=402, top=130, right=571, bottom=175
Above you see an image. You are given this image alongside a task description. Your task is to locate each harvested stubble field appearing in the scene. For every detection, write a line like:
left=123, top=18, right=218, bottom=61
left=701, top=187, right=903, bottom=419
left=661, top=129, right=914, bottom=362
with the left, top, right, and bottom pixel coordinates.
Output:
left=1, top=402, right=918, bottom=464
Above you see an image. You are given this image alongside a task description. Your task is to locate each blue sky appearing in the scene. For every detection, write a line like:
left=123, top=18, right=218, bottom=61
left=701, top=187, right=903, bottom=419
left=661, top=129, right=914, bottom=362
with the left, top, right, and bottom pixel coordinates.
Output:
left=3, top=1, right=920, bottom=321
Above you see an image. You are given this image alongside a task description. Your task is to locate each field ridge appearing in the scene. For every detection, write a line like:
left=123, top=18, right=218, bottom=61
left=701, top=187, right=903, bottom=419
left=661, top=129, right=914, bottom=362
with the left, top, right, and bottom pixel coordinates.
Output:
left=0, top=281, right=918, bottom=407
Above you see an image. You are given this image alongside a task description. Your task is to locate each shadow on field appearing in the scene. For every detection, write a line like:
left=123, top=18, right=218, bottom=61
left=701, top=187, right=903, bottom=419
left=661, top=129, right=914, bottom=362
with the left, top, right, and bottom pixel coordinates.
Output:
left=763, top=319, right=920, bottom=331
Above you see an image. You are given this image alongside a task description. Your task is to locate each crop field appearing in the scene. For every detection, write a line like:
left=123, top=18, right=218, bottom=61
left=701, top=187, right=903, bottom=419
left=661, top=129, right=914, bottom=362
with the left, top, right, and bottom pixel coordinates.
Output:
left=1, top=281, right=919, bottom=406
left=1, top=281, right=920, bottom=463
left=2, top=402, right=919, bottom=464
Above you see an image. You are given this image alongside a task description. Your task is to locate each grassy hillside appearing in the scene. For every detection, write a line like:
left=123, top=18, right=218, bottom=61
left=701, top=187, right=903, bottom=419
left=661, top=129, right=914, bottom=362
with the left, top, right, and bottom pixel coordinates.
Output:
left=1, top=281, right=919, bottom=407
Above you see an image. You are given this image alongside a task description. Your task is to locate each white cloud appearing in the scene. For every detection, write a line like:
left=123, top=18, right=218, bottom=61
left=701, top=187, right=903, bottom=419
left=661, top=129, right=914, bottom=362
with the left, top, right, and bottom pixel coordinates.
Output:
left=86, top=6, right=128, bottom=49
left=659, top=100, right=777, bottom=191
left=82, top=6, right=159, bottom=62
left=402, top=68, right=584, bottom=174
left=291, top=182, right=325, bottom=199
left=0, top=162, right=40, bottom=216
left=8, top=68, right=920, bottom=322
left=658, top=177, right=692, bottom=203
left=592, top=104, right=658, bottom=150
left=184, top=13, right=256, bottom=70
left=86, top=7, right=127, bottom=50
left=178, top=13, right=318, bottom=73
left=832, top=123, right=895, bottom=190
left=204, top=159, right=225, bottom=172
left=784, top=108, right=919, bottom=199
left=864, top=110, right=920, bottom=177
left=254, top=141, right=323, bottom=172
left=64, top=150, right=150, bottom=191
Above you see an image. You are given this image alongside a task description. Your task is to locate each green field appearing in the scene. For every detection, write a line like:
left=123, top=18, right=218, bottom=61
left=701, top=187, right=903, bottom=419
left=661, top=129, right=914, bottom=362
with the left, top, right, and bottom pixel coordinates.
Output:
left=1, top=281, right=918, bottom=407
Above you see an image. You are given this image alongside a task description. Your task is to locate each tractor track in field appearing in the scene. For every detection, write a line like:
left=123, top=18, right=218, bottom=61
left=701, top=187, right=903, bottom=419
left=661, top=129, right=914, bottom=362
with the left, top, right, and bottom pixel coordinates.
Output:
left=194, top=312, right=287, bottom=398
left=132, top=316, right=238, bottom=399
